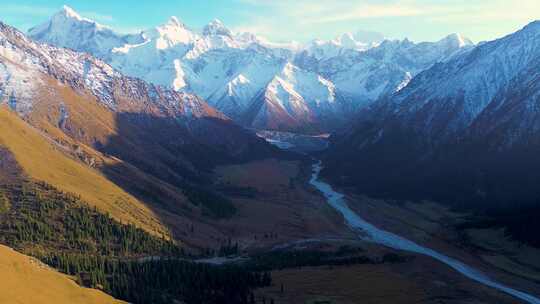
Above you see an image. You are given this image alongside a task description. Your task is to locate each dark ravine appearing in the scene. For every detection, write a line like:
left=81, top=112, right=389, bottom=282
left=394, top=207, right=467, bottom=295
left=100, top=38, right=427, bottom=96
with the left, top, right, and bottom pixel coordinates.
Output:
left=309, top=160, right=540, bottom=304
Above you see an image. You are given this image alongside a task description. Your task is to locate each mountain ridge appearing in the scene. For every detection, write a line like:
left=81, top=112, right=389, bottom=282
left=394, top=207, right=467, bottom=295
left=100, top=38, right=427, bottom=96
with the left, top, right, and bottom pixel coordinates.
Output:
left=0, top=19, right=283, bottom=244
left=28, top=5, right=473, bottom=133
left=323, top=19, right=540, bottom=221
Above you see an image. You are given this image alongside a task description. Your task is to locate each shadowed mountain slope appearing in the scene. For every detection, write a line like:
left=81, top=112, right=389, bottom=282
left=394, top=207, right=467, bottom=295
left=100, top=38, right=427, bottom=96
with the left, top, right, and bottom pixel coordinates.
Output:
left=323, top=21, right=540, bottom=246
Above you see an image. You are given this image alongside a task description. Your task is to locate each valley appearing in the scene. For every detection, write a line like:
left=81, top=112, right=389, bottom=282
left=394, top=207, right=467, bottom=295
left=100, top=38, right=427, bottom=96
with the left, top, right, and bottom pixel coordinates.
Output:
left=200, top=154, right=539, bottom=303
left=340, top=193, right=540, bottom=289
left=309, top=161, right=540, bottom=303
left=175, top=158, right=352, bottom=249
left=0, top=3, right=539, bottom=304
left=196, top=150, right=540, bottom=303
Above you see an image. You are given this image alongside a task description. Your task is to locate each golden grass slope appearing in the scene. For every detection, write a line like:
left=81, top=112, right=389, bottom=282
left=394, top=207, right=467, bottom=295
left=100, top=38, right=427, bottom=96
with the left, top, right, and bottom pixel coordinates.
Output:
left=0, top=106, right=167, bottom=236
left=0, top=244, right=125, bottom=304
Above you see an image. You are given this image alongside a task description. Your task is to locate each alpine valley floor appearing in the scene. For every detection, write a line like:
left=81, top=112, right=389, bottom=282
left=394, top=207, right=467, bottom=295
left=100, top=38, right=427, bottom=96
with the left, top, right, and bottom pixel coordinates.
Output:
left=212, top=156, right=539, bottom=303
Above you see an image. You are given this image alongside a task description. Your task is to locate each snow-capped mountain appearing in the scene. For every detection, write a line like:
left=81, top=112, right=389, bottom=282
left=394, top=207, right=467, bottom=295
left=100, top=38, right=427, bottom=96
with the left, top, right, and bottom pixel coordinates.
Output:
left=0, top=20, right=278, bottom=183
left=323, top=20, right=540, bottom=211
left=243, top=62, right=344, bottom=132
left=28, top=6, right=144, bottom=61
left=294, top=33, right=474, bottom=104
left=29, top=6, right=473, bottom=133
left=300, top=30, right=385, bottom=62
left=1, top=19, right=217, bottom=119
left=366, top=20, right=540, bottom=140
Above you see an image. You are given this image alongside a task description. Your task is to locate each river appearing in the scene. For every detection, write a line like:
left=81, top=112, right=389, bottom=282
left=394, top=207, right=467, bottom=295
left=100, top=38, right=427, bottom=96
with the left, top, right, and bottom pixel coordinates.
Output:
left=309, top=161, right=540, bottom=304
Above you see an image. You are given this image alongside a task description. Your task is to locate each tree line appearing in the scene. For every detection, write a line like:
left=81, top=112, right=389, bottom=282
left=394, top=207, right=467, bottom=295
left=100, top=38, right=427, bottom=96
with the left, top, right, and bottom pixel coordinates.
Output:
left=0, top=181, right=269, bottom=303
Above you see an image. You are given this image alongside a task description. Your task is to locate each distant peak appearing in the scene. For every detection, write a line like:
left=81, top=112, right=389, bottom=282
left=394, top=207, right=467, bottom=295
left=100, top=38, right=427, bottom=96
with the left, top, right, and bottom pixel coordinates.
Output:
left=440, top=33, right=474, bottom=47
left=59, top=5, right=83, bottom=20
left=155, top=16, right=189, bottom=33
left=339, top=32, right=355, bottom=41
left=49, top=5, right=105, bottom=28
left=150, top=16, right=194, bottom=48
left=166, top=16, right=184, bottom=27
left=353, top=30, right=385, bottom=44
left=28, top=4, right=104, bottom=37
left=209, top=18, right=224, bottom=26
left=203, top=19, right=231, bottom=37
left=337, top=32, right=356, bottom=47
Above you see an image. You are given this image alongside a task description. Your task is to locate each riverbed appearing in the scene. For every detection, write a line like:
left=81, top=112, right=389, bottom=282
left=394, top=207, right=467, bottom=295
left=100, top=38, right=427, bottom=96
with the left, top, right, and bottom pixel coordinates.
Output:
left=309, top=161, right=540, bottom=304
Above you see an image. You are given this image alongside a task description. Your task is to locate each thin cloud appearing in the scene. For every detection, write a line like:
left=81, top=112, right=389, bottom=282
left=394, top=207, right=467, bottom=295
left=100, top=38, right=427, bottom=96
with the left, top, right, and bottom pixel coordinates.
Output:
left=0, top=5, right=115, bottom=25
left=428, top=0, right=540, bottom=24
left=3, top=1, right=538, bottom=44
left=311, top=4, right=426, bottom=24
left=0, top=4, right=55, bottom=17
left=232, top=0, right=539, bottom=43
left=236, top=0, right=539, bottom=25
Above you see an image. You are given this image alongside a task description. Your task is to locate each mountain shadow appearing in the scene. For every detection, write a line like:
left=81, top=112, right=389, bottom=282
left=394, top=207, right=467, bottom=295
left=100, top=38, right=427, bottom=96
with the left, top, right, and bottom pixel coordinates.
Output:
left=322, top=123, right=540, bottom=247
left=97, top=111, right=297, bottom=243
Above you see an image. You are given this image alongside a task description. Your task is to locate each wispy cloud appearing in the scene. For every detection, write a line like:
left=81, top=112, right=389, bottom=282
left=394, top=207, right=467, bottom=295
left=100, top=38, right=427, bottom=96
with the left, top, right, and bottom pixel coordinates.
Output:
left=2, top=1, right=538, bottom=44
left=231, top=0, right=539, bottom=42
left=310, top=3, right=426, bottom=24
left=0, top=4, right=55, bottom=17
left=427, top=0, right=540, bottom=24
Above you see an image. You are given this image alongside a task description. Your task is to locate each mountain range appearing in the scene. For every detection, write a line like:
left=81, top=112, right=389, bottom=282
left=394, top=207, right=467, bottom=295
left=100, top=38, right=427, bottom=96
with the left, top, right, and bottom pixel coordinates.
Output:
left=5, top=5, right=540, bottom=236
left=28, top=5, right=474, bottom=133
left=323, top=20, right=540, bottom=243
left=1, top=4, right=540, bottom=303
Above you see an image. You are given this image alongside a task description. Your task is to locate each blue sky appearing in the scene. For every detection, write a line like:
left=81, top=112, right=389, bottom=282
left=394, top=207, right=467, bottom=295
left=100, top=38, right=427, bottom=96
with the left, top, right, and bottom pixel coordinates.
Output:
left=1, top=0, right=539, bottom=43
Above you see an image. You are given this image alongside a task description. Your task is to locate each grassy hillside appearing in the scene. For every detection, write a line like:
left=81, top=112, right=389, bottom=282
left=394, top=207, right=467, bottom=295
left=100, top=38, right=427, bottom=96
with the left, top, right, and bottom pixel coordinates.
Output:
left=0, top=182, right=180, bottom=258
left=0, top=182, right=269, bottom=304
left=0, top=244, right=125, bottom=304
left=0, top=106, right=167, bottom=236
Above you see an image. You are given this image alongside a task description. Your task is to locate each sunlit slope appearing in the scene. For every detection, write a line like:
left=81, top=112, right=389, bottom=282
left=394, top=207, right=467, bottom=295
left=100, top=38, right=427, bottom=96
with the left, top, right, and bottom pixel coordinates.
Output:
left=0, top=244, right=125, bottom=304
left=0, top=107, right=166, bottom=236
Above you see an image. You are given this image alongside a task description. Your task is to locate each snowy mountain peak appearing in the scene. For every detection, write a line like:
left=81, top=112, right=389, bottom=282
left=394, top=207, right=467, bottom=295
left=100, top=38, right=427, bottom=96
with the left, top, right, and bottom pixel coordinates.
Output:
left=27, top=5, right=144, bottom=60
left=303, top=30, right=385, bottom=60
left=26, top=8, right=486, bottom=132
left=150, top=16, right=195, bottom=48
left=203, top=19, right=232, bottom=37
left=60, top=5, right=83, bottom=20
left=166, top=16, right=184, bottom=28
left=439, top=33, right=474, bottom=48
left=353, top=30, right=385, bottom=45
left=336, top=33, right=357, bottom=48
left=331, top=30, right=385, bottom=49
left=30, top=5, right=98, bottom=34
left=47, top=5, right=105, bottom=29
